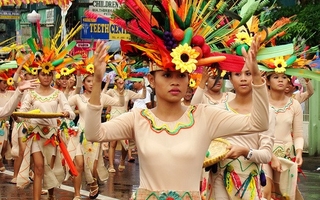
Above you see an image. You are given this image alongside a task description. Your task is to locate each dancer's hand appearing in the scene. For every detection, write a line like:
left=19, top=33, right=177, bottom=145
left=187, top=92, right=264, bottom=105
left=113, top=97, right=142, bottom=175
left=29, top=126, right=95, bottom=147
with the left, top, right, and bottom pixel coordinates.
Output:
left=295, top=150, right=303, bottom=167
left=224, top=145, right=248, bottom=160
left=93, top=40, right=108, bottom=82
left=61, top=111, right=70, bottom=118
left=199, top=67, right=213, bottom=89
left=242, top=35, right=262, bottom=84
left=17, top=79, right=39, bottom=92
left=270, top=155, right=282, bottom=172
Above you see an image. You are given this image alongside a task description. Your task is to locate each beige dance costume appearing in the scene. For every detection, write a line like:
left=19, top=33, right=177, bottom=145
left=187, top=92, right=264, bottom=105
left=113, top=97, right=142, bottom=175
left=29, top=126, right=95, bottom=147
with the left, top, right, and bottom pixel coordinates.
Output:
left=105, top=88, right=146, bottom=150
left=67, top=93, right=123, bottom=182
left=0, top=89, right=23, bottom=118
left=85, top=83, right=269, bottom=199
left=263, top=97, right=303, bottom=199
left=17, top=89, right=75, bottom=189
left=190, top=86, right=235, bottom=198
left=0, top=90, right=15, bottom=162
left=206, top=104, right=275, bottom=200
left=191, top=87, right=235, bottom=105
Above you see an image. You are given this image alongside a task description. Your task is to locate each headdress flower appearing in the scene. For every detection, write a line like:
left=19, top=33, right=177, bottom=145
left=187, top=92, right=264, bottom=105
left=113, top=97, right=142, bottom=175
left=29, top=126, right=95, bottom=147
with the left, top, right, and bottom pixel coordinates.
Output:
left=171, top=44, right=199, bottom=73
left=7, top=77, right=14, bottom=86
left=86, top=64, right=94, bottom=74
left=271, top=56, right=287, bottom=73
left=41, top=62, right=54, bottom=74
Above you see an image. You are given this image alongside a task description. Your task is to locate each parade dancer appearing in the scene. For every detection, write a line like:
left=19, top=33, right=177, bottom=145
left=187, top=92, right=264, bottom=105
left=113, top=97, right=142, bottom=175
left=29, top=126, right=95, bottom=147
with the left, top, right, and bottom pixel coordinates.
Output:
left=67, top=62, right=124, bottom=199
left=84, top=35, right=269, bottom=199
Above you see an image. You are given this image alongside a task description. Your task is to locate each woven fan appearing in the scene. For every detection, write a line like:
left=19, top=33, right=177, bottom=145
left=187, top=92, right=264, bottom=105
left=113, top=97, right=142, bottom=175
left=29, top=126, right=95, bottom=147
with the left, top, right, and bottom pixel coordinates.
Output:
left=203, top=138, right=230, bottom=168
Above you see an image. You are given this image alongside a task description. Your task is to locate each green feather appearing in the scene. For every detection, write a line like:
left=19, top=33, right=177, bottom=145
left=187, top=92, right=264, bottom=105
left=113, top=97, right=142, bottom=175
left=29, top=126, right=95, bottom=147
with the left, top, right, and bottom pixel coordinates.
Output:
left=257, top=44, right=294, bottom=60
left=237, top=0, right=260, bottom=28
left=52, top=59, right=64, bottom=67
left=27, top=38, right=38, bottom=53
left=285, top=68, right=320, bottom=81
left=266, top=22, right=297, bottom=41
left=258, top=64, right=274, bottom=72
left=127, top=77, right=144, bottom=82
left=42, top=28, right=51, bottom=49
left=0, top=61, right=18, bottom=70
left=108, top=63, right=118, bottom=76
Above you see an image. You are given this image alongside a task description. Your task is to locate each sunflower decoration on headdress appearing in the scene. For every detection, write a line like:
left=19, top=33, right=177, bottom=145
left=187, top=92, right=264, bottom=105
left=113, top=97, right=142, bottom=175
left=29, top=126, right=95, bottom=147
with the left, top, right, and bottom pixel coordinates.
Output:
left=74, top=42, right=111, bottom=77
left=55, top=66, right=76, bottom=80
left=223, top=0, right=297, bottom=57
left=0, top=69, right=16, bottom=86
left=107, top=53, right=133, bottom=80
left=258, top=38, right=320, bottom=81
left=85, top=0, right=273, bottom=74
left=24, top=23, right=83, bottom=76
left=15, top=51, right=40, bottom=76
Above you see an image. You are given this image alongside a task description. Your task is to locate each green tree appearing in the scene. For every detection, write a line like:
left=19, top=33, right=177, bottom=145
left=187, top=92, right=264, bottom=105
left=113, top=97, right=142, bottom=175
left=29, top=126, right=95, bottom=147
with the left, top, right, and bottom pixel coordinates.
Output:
left=265, top=2, right=320, bottom=46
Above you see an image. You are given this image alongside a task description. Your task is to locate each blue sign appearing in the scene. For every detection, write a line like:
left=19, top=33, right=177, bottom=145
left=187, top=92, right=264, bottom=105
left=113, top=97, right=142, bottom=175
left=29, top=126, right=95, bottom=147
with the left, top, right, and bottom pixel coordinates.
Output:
left=80, top=17, right=130, bottom=40
left=81, top=17, right=109, bottom=40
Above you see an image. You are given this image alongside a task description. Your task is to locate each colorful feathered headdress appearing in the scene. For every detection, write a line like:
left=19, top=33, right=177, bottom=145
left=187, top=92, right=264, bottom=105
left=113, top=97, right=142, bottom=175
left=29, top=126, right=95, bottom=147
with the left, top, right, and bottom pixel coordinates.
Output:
left=107, top=52, right=133, bottom=80
left=0, top=69, right=15, bottom=86
left=84, top=0, right=269, bottom=73
left=25, top=23, right=83, bottom=75
left=258, top=38, right=320, bottom=81
left=74, top=42, right=111, bottom=79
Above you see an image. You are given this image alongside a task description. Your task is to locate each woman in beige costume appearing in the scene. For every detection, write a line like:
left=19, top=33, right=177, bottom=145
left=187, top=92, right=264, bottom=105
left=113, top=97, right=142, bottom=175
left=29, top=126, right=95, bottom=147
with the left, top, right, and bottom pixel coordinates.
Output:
left=10, top=63, right=38, bottom=184
left=68, top=73, right=124, bottom=199
left=191, top=67, right=235, bottom=106
left=0, top=72, right=16, bottom=172
left=191, top=67, right=236, bottom=197
left=0, top=79, right=38, bottom=118
left=206, top=65, right=275, bottom=200
left=262, top=72, right=304, bottom=200
left=84, top=37, right=270, bottom=199
left=17, top=68, right=75, bottom=200
left=104, top=75, right=146, bottom=173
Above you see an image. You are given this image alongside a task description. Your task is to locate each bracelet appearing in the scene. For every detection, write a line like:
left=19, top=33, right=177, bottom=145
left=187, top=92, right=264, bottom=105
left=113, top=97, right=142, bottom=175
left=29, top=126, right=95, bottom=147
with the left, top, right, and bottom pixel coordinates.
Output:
left=245, top=148, right=253, bottom=160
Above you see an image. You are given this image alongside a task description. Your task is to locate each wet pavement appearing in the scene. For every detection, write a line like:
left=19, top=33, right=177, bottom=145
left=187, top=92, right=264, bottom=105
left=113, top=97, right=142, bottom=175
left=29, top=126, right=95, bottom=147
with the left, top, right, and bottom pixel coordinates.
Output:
left=0, top=151, right=320, bottom=199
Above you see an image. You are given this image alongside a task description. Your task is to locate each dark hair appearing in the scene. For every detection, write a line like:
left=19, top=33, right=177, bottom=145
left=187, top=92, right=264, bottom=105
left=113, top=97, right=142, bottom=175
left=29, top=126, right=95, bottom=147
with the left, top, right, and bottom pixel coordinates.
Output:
left=38, top=70, right=53, bottom=76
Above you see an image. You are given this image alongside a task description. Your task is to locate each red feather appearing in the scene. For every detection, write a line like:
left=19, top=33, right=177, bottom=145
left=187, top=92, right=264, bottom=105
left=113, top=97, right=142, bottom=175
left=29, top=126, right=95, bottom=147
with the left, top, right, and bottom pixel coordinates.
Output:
left=210, top=52, right=245, bottom=72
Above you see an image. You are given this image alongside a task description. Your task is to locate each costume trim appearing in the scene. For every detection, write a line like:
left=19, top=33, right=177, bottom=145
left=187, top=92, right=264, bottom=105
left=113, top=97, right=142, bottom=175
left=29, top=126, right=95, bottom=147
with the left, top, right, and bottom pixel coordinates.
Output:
left=141, top=106, right=196, bottom=135
left=270, top=98, right=294, bottom=114
left=132, top=189, right=200, bottom=200
left=30, top=89, right=60, bottom=103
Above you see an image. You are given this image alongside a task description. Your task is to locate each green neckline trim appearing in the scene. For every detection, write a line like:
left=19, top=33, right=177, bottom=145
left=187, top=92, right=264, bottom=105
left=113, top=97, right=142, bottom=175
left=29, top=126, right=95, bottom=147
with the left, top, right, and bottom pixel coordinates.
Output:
left=141, top=106, right=196, bottom=135
left=270, top=98, right=293, bottom=114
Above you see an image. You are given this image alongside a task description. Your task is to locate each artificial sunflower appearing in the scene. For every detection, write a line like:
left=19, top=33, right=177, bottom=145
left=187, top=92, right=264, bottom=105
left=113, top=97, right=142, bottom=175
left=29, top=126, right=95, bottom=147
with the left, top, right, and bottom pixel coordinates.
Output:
left=221, top=70, right=227, bottom=77
left=170, top=44, right=199, bottom=73
left=7, top=77, right=14, bottom=86
left=272, top=56, right=287, bottom=73
left=31, top=68, right=38, bottom=75
left=86, top=64, right=94, bottom=74
left=55, top=73, right=61, bottom=80
left=235, top=31, right=253, bottom=46
left=60, top=67, right=70, bottom=76
left=189, top=78, right=196, bottom=88
left=41, top=62, right=54, bottom=74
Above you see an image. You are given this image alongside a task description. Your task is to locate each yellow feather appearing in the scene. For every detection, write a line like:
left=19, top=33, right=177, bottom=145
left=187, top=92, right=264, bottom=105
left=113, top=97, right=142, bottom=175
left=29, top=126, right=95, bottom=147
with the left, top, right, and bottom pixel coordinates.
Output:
left=168, top=5, right=176, bottom=30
